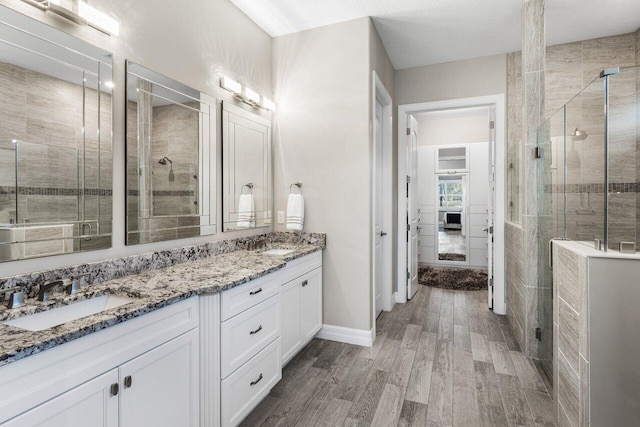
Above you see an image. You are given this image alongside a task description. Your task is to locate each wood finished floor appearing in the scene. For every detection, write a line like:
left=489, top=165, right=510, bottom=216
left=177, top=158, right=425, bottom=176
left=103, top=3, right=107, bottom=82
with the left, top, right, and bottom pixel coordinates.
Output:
left=242, top=286, right=555, bottom=427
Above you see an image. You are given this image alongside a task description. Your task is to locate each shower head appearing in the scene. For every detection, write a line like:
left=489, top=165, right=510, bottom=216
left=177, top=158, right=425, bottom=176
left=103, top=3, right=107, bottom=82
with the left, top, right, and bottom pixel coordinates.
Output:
left=570, top=128, right=588, bottom=141
left=158, top=156, right=173, bottom=165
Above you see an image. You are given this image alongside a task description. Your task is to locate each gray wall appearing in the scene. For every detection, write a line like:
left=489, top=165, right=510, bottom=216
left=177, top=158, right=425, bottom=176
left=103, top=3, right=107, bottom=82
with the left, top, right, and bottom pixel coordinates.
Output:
left=0, top=0, right=273, bottom=277
left=272, top=17, right=373, bottom=332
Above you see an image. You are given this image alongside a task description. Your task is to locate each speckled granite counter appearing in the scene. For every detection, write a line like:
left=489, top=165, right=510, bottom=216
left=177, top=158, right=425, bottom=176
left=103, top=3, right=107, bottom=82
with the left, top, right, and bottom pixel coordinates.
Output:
left=0, top=241, right=323, bottom=367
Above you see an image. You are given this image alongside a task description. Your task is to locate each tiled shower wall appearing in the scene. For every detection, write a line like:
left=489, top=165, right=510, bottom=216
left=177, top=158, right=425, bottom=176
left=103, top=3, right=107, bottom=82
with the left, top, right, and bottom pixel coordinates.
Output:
left=506, top=28, right=640, bottom=355
left=0, top=61, right=112, bottom=245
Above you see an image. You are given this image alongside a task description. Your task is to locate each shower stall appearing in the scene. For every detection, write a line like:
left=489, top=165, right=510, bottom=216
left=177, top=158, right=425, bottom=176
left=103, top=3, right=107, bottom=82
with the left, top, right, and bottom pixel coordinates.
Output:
left=536, top=65, right=640, bottom=379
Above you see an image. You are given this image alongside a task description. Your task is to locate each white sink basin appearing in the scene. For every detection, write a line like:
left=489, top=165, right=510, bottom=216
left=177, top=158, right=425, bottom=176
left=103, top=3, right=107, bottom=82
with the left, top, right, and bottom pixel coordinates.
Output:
left=3, top=294, right=134, bottom=331
left=262, top=248, right=295, bottom=256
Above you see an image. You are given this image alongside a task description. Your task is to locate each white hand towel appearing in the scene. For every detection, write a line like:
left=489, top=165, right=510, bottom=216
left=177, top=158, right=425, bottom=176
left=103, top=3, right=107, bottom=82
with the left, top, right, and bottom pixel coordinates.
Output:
left=237, top=194, right=255, bottom=228
left=286, top=193, right=304, bottom=231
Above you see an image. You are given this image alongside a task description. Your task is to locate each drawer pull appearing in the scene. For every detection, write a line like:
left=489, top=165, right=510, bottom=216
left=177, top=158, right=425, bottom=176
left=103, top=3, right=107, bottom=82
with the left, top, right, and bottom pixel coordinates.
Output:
left=110, top=383, right=119, bottom=396
left=250, top=373, right=263, bottom=386
left=124, top=375, right=132, bottom=388
left=249, top=325, right=263, bottom=335
left=302, top=280, right=308, bottom=287
left=249, top=288, right=263, bottom=295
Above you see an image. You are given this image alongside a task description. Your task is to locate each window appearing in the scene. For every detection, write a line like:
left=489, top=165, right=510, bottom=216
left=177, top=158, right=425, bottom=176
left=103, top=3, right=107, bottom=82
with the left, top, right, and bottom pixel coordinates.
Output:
left=439, top=180, right=463, bottom=207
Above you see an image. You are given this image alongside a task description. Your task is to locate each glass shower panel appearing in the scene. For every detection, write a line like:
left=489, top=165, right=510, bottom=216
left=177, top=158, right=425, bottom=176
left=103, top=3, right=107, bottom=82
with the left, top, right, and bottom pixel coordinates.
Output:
left=606, top=66, right=639, bottom=250
left=537, top=106, right=566, bottom=379
left=565, top=77, right=606, bottom=247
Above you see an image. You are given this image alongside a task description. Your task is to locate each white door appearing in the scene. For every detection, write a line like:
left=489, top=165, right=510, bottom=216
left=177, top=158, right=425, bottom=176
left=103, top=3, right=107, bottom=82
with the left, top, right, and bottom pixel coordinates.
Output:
left=119, top=329, right=199, bottom=427
left=4, top=369, right=119, bottom=427
left=374, top=98, right=385, bottom=317
left=407, top=116, right=419, bottom=299
left=301, top=267, right=323, bottom=342
left=487, top=108, right=497, bottom=309
left=280, top=279, right=302, bottom=365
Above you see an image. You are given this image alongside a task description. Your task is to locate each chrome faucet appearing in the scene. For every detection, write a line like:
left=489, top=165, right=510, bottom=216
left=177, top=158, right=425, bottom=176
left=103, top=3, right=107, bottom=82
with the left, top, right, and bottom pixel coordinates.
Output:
left=38, top=279, right=71, bottom=302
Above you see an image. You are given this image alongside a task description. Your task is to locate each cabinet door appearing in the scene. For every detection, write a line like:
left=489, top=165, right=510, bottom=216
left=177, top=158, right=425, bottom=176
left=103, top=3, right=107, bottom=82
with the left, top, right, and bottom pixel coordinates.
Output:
left=4, top=369, right=118, bottom=427
left=280, top=279, right=302, bottom=365
left=119, top=329, right=199, bottom=427
left=301, top=267, right=323, bottom=342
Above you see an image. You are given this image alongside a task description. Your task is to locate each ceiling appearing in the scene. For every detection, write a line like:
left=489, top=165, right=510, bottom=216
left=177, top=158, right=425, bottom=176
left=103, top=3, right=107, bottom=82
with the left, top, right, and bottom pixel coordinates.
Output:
left=230, top=0, right=640, bottom=70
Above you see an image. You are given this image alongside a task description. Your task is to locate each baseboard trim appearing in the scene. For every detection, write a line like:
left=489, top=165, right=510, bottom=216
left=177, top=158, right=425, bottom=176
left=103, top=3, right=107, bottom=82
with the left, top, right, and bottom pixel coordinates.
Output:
left=315, top=324, right=373, bottom=347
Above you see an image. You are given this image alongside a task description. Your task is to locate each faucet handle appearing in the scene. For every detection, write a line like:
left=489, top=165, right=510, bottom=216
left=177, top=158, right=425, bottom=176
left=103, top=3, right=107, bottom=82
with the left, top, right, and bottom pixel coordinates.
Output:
left=0, top=287, right=25, bottom=309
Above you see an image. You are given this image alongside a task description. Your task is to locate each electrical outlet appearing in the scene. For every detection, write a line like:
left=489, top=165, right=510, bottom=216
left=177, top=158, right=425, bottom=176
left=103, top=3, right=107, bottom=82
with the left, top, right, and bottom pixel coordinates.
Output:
left=277, top=211, right=285, bottom=224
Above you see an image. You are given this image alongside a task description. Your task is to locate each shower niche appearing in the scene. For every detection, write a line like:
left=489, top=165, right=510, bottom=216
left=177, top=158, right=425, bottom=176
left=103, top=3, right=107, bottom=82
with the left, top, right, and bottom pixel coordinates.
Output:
left=125, top=61, right=216, bottom=244
left=0, top=6, right=113, bottom=262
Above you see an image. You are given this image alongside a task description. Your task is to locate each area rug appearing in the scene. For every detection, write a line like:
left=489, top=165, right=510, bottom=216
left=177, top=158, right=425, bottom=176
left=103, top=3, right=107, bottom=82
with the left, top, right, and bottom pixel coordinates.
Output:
left=418, top=265, right=488, bottom=291
left=438, top=253, right=466, bottom=262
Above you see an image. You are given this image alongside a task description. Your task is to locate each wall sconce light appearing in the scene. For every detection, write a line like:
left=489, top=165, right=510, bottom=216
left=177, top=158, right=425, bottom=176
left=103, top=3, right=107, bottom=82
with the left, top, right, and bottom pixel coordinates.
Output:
left=243, top=87, right=261, bottom=105
left=261, top=98, right=275, bottom=111
left=219, top=74, right=275, bottom=110
left=21, top=0, right=120, bottom=36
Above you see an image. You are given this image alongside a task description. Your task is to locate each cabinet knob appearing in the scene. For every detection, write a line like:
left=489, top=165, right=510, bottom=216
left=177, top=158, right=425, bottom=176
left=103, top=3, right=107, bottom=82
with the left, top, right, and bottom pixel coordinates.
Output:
left=124, top=375, right=132, bottom=388
left=250, top=373, right=263, bottom=386
left=302, top=280, right=308, bottom=287
left=249, top=288, right=263, bottom=296
left=110, top=383, right=119, bottom=396
left=249, top=325, right=263, bottom=335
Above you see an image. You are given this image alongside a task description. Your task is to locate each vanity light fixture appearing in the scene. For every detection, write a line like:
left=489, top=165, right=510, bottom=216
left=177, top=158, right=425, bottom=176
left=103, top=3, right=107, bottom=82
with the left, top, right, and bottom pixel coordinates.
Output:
left=262, top=97, right=275, bottom=111
left=220, top=75, right=242, bottom=94
left=21, top=0, right=120, bottom=36
left=219, top=74, right=275, bottom=110
left=244, top=87, right=261, bottom=105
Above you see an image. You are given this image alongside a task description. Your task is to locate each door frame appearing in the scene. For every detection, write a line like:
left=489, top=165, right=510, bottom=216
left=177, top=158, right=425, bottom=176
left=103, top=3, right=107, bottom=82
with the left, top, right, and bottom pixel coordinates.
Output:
left=397, top=94, right=506, bottom=315
left=371, top=71, right=394, bottom=322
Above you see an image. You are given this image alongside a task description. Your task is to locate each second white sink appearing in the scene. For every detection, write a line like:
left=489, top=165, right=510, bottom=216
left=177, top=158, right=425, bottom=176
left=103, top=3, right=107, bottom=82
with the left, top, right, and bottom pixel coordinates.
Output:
left=262, top=248, right=295, bottom=256
left=3, top=294, right=134, bottom=331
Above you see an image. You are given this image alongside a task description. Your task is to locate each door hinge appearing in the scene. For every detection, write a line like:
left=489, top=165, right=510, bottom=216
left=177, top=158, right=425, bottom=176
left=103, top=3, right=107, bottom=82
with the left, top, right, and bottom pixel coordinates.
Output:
left=407, top=224, right=411, bottom=231
left=489, top=278, right=493, bottom=288
left=535, top=327, right=542, bottom=341
left=406, top=127, right=411, bottom=135
left=407, top=271, right=410, bottom=279
left=489, top=120, right=495, bottom=129
left=534, top=147, right=542, bottom=159
left=406, top=175, right=411, bottom=183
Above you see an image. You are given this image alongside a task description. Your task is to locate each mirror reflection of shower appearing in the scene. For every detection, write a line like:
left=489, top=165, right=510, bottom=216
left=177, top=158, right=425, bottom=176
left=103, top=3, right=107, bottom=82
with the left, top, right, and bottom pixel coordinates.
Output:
left=158, top=156, right=175, bottom=182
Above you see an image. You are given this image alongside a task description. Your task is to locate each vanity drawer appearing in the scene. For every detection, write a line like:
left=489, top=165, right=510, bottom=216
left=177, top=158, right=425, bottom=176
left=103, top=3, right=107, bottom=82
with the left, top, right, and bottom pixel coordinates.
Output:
left=279, top=251, right=322, bottom=285
left=221, top=274, right=279, bottom=321
left=221, top=295, right=280, bottom=378
left=221, top=338, right=281, bottom=427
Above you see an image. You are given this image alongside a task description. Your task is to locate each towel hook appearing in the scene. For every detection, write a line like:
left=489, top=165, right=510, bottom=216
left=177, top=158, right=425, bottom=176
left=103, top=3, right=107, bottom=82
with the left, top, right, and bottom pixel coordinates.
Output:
left=241, top=183, right=254, bottom=195
left=289, top=182, right=303, bottom=194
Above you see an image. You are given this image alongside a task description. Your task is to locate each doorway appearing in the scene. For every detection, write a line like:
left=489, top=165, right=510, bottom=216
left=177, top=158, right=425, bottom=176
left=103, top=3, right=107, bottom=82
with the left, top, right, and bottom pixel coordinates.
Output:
left=397, top=95, right=506, bottom=315
left=372, top=72, right=393, bottom=320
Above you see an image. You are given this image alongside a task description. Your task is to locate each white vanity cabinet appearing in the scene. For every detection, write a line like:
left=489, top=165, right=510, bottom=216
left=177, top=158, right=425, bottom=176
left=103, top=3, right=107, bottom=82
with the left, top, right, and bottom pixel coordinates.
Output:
left=279, top=251, right=323, bottom=365
left=0, top=298, right=200, bottom=427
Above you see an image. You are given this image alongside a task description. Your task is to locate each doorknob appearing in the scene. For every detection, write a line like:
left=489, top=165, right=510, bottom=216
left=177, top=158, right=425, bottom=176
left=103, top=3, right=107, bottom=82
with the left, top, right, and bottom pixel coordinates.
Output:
left=380, top=231, right=387, bottom=237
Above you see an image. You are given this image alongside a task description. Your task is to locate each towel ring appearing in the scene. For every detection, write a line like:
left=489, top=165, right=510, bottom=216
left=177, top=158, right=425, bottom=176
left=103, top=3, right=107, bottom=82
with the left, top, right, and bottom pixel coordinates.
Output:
left=241, top=183, right=254, bottom=195
left=289, top=182, right=302, bottom=194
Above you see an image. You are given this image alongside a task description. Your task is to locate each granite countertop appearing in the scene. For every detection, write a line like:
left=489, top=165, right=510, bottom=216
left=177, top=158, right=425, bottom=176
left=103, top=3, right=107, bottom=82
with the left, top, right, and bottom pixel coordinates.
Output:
left=0, top=242, right=323, bottom=367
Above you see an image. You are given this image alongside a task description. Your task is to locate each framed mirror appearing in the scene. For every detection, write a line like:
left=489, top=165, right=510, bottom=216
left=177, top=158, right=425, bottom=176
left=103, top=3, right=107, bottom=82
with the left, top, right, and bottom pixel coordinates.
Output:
left=125, top=61, right=216, bottom=244
left=437, top=174, right=467, bottom=262
left=0, top=6, right=113, bottom=262
left=222, top=102, right=272, bottom=231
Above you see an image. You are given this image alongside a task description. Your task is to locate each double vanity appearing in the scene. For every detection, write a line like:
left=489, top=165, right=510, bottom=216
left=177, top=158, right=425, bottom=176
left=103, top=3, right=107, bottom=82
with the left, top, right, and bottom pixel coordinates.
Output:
left=0, top=235, right=325, bottom=426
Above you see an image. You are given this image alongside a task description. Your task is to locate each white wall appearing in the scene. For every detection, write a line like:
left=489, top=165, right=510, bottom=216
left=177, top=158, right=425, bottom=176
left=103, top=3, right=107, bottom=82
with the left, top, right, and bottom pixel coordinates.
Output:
left=0, top=0, right=273, bottom=277
left=395, top=54, right=507, bottom=105
left=417, top=110, right=489, bottom=147
left=272, top=17, right=373, bottom=332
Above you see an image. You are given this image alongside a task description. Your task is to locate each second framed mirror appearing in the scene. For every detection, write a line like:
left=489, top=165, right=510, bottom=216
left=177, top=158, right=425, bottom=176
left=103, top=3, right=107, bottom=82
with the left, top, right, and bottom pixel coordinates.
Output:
left=222, top=102, right=272, bottom=231
left=125, top=61, right=216, bottom=244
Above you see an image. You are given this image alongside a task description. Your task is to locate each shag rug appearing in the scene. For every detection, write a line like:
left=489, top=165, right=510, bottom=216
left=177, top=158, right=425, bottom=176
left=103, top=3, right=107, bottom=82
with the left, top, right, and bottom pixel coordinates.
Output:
left=438, top=253, right=466, bottom=262
left=418, top=265, right=488, bottom=291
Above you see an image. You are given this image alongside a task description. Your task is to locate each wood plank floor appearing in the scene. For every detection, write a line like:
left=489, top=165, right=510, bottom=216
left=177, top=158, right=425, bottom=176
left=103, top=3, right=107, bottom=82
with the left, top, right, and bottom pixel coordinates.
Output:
left=242, top=286, right=555, bottom=427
